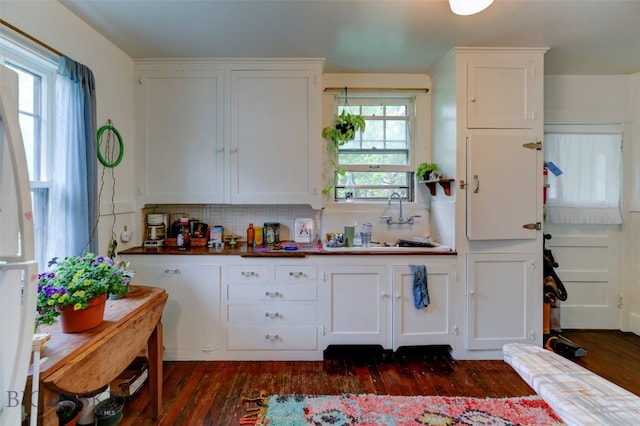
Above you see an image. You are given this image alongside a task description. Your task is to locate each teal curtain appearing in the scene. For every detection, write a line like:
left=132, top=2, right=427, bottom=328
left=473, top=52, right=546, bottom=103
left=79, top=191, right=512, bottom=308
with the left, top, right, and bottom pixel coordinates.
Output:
left=47, top=56, right=98, bottom=259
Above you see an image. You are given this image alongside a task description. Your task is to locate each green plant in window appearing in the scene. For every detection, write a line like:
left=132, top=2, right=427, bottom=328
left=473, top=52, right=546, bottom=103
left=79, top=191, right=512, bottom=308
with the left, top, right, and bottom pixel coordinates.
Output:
left=321, top=110, right=366, bottom=195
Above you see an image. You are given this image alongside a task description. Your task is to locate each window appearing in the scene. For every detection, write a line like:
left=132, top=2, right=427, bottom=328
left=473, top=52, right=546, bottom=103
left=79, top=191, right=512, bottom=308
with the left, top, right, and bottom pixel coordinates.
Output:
left=1, top=35, right=57, bottom=268
left=333, top=97, right=416, bottom=202
left=544, top=132, right=622, bottom=224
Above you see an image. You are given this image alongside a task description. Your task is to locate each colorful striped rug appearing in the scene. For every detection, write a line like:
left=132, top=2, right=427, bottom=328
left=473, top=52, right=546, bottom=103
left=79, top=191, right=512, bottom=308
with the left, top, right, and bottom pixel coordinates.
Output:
left=241, top=393, right=565, bottom=425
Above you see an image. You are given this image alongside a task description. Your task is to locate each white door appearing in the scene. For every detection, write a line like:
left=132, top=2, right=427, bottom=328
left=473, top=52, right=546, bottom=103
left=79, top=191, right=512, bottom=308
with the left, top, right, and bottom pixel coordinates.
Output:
left=466, top=134, right=540, bottom=240
left=392, top=264, right=455, bottom=350
left=543, top=227, right=620, bottom=329
left=320, top=266, right=389, bottom=348
left=466, top=253, right=540, bottom=350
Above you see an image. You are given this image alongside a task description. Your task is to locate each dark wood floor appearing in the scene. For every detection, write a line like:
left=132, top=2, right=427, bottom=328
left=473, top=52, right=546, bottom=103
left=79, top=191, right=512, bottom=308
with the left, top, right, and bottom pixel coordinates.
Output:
left=119, top=330, right=640, bottom=425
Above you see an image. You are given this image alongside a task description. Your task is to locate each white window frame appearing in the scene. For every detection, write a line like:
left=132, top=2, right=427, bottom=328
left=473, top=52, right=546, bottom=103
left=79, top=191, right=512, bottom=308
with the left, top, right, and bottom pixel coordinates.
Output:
left=331, top=95, right=417, bottom=202
left=1, top=32, right=57, bottom=268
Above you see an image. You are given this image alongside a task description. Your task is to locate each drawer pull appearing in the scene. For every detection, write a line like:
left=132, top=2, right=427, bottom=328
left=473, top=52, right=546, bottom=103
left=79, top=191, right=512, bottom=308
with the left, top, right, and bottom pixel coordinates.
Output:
left=265, top=312, right=282, bottom=319
left=265, top=334, right=280, bottom=341
left=241, top=271, right=257, bottom=277
left=265, top=291, right=282, bottom=297
left=289, top=271, right=305, bottom=278
left=164, top=269, right=180, bottom=274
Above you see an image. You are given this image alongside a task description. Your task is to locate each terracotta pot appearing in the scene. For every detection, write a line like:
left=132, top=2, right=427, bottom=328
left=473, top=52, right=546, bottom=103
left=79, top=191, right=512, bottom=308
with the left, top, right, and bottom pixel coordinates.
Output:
left=56, top=293, right=107, bottom=333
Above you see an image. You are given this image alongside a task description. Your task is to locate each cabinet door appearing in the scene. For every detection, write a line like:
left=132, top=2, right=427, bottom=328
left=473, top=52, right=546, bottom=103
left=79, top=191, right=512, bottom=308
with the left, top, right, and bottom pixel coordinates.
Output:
left=392, top=263, right=455, bottom=350
left=466, top=134, right=540, bottom=240
left=129, top=261, right=221, bottom=360
left=466, top=253, right=540, bottom=350
left=229, top=68, right=321, bottom=208
left=320, top=266, right=389, bottom=348
left=467, top=56, right=541, bottom=129
left=135, top=68, right=225, bottom=204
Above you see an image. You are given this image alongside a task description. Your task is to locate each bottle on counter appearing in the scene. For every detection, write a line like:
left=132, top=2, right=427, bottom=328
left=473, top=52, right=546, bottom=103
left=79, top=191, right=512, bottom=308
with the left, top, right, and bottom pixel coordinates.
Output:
left=344, top=172, right=355, bottom=202
left=177, top=217, right=191, bottom=250
left=254, top=226, right=263, bottom=246
left=247, top=223, right=255, bottom=246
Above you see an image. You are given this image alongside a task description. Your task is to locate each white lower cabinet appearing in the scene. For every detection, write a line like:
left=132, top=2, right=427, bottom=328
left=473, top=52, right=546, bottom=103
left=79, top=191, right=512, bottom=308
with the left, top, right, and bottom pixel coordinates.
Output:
left=224, top=261, right=321, bottom=360
left=123, top=254, right=458, bottom=360
left=465, top=253, right=541, bottom=350
left=319, top=259, right=456, bottom=351
left=122, top=255, right=222, bottom=360
left=391, top=263, right=456, bottom=350
left=319, top=265, right=390, bottom=347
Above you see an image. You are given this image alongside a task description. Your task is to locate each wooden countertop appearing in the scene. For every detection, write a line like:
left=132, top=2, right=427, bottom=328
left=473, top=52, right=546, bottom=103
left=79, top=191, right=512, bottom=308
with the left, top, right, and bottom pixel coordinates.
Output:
left=119, top=241, right=457, bottom=257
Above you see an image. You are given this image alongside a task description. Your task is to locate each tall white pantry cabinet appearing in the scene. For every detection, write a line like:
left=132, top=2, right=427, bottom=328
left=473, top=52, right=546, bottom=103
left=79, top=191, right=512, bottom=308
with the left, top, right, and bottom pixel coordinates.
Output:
left=437, top=47, right=548, bottom=358
left=134, top=59, right=323, bottom=209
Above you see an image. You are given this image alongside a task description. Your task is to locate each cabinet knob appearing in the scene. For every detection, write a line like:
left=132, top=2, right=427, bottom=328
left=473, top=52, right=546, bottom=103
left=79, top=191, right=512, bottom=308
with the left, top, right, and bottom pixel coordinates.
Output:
left=231, top=147, right=239, bottom=153
left=395, top=293, right=401, bottom=299
left=265, top=291, right=282, bottom=297
left=470, top=97, right=476, bottom=103
left=380, top=292, right=388, bottom=298
left=163, top=269, right=180, bottom=274
left=469, top=289, right=476, bottom=297
left=289, top=271, right=304, bottom=278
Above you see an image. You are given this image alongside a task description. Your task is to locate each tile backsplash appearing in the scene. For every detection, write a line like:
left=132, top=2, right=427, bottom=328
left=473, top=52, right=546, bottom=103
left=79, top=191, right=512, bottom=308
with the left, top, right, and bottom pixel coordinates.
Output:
left=143, top=202, right=434, bottom=246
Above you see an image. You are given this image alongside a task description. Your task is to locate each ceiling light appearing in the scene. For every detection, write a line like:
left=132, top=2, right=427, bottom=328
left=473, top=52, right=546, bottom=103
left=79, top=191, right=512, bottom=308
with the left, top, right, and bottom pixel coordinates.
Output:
left=449, top=0, right=494, bottom=16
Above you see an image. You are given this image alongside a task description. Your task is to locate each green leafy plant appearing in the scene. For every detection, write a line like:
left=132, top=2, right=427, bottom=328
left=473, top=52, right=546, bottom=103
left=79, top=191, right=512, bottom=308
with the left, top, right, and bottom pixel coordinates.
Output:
left=321, top=110, right=366, bottom=195
left=416, top=162, right=439, bottom=180
left=36, top=252, right=135, bottom=327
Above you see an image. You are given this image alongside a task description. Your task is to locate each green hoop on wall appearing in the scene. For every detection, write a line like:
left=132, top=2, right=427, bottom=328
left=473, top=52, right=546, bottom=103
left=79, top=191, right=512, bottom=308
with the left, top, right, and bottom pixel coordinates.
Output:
left=97, top=124, right=124, bottom=168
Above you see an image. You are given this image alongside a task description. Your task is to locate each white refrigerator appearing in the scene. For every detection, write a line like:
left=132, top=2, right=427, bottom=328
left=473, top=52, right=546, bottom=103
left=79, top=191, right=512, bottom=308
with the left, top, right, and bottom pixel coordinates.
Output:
left=0, top=65, right=39, bottom=425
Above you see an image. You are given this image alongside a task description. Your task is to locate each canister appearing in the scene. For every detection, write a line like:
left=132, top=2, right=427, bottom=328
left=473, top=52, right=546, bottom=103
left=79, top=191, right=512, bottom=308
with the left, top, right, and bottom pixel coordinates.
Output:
left=254, top=226, right=263, bottom=246
left=264, top=222, right=280, bottom=245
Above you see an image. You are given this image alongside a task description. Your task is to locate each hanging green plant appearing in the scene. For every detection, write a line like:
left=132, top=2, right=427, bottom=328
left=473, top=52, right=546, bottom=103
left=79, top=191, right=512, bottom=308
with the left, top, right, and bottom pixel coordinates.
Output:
left=321, top=110, right=366, bottom=195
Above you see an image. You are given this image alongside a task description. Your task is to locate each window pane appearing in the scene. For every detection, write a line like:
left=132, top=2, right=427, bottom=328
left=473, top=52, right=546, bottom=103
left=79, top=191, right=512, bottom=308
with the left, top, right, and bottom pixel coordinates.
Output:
left=334, top=171, right=413, bottom=201
left=18, top=115, right=35, bottom=180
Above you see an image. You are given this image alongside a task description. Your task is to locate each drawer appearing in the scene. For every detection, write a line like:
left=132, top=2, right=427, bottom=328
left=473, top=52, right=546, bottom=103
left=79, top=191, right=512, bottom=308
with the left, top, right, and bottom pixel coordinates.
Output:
left=227, top=265, right=270, bottom=281
left=274, top=265, right=317, bottom=282
left=227, top=303, right=317, bottom=323
left=227, top=284, right=317, bottom=301
left=227, top=325, right=318, bottom=350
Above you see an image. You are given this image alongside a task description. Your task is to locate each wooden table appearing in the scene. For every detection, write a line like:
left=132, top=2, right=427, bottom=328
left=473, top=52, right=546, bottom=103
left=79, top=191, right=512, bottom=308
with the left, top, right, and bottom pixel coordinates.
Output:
left=26, top=286, right=168, bottom=425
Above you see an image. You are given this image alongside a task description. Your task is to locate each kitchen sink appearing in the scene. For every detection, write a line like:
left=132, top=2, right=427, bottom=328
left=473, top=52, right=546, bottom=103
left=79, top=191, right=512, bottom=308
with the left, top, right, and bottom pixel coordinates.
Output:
left=322, top=239, right=451, bottom=253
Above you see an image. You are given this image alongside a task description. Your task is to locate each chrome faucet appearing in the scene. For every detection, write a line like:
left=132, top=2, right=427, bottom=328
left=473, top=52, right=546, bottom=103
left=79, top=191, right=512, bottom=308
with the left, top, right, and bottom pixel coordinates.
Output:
left=381, top=192, right=421, bottom=225
left=389, top=192, right=403, bottom=222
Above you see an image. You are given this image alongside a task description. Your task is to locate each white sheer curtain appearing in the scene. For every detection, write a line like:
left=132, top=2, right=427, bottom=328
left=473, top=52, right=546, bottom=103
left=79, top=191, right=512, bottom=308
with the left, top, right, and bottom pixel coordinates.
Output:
left=47, top=56, right=97, bottom=261
left=544, top=132, right=622, bottom=224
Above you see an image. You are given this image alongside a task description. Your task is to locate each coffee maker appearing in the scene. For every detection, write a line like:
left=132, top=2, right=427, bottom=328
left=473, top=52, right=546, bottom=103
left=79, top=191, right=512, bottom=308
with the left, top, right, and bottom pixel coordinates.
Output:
left=144, top=213, right=168, bottom=247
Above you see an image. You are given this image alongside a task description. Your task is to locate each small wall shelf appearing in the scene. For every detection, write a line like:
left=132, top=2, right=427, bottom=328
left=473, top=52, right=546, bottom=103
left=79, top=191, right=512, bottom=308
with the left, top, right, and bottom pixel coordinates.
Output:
left=420, top=178, right=455, bottom=196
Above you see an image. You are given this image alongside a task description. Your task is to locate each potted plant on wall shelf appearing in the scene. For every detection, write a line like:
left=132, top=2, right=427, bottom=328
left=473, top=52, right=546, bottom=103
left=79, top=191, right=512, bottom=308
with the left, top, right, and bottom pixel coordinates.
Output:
left=416, top=162, right=439, bottom=181
left=36, top=252, right=135, bottom=333
left=321, top=109, right=366, bottom=195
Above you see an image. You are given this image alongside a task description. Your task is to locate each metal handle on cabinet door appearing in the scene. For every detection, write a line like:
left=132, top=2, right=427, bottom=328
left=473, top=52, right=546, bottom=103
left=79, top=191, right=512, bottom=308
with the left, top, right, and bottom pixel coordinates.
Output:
left=395, top=293, right=401, bottom=299
left=380, top=292, right=389, bottom=299
left=265, top=291, right=282, bottom=297
left=265, top=312, right=281, bottom=319
left=289, top=271, right=304, bottom=278
left=241, top=271, right=257, bottom=277
left=164, top=269, right=180, bottom=274
left=469, top=289, right=475, bottom=297
left=265, top=334, right=280, bottom=340
left=473, top=175, right=480, bottom=193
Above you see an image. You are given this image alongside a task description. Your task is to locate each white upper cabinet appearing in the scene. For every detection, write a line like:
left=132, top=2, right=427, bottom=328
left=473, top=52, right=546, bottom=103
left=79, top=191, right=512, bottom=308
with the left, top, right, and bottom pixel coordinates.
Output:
left=135, top=60, right=323, bottom=208
left=135, top=67, right=225, bottom=204
left=466, top=53, right=543, bottom=129
left=466, top=134, right=540, bottom=240
left=229, top=67, right=321, bottom=206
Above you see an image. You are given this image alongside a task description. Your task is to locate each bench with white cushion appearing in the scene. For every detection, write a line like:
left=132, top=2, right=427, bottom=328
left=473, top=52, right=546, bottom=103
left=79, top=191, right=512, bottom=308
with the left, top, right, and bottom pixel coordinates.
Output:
left=503, top=342, right=640, bottom=426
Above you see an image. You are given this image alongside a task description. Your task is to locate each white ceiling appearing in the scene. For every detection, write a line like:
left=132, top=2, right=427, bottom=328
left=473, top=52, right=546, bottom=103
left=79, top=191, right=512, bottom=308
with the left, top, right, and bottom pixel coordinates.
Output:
left=59, top=0, right=640, bottom=75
